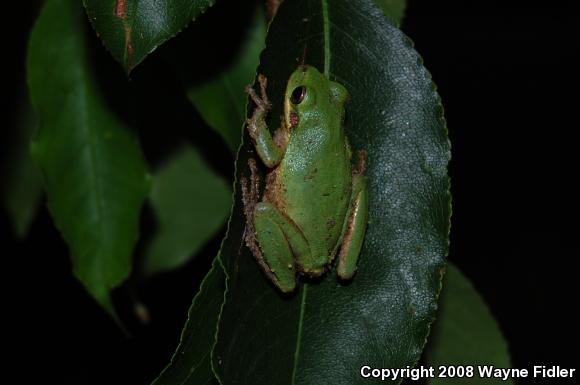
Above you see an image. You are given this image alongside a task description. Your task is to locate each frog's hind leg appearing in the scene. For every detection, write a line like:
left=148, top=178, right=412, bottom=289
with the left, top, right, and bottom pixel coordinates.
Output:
left=241, top=159, right=263, bottom=262
left=253, top=202, right=311, bottom=292
left=337, top=150, right=369, bottom=280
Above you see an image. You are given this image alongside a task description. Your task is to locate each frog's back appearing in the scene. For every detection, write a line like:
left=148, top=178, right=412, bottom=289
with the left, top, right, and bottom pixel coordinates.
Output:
left=271, top=126, right=352, bottom=269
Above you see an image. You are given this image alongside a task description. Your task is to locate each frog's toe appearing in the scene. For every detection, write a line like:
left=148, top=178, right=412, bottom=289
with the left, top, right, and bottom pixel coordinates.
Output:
left=300, top=265, right=326, bottom=277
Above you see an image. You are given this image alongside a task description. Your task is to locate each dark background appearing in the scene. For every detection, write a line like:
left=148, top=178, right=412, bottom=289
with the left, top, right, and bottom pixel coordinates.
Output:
left=403, top=1, right=579, bottom=382
left=3, top=1, right=578, bottom=384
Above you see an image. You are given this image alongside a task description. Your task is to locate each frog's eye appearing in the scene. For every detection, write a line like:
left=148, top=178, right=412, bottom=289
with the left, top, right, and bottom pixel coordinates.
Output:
left=291, top=86, right=306, bottom=104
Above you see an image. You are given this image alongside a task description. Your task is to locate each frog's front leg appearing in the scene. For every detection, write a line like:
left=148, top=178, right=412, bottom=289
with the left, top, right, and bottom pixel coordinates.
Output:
left=246, top=75, right=288, bottom=168
left=253, top=202, right=311, bottom=293
left=337, top=150, right=369, bottom=280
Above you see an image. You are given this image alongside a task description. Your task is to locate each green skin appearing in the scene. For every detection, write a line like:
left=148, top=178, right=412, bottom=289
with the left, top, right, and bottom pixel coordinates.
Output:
left=242, top=65, right=369, bottom=293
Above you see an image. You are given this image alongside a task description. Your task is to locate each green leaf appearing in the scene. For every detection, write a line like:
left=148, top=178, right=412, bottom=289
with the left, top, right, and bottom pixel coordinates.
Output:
left=145, top=145, right=231, bottom=274
left=152, top=256, right=225, bottom=385
left=426, top=264, right=513, bottom=385
left=1, top=90, right=42, bottom=238
left=374, top=0, right=407, bottom=25
left=186, top=8, right=267, bottom=152
left=155, top=0, right=450, bottom=382
left=211, top=0, right=451, bottom=383
left=82, top=0, right=216, bottom=73
left=27, top=0, right=150, bottom=311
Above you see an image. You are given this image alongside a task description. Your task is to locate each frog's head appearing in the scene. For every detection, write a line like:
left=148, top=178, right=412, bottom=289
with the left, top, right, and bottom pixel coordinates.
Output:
left=284, top=65, right=349, bottom=129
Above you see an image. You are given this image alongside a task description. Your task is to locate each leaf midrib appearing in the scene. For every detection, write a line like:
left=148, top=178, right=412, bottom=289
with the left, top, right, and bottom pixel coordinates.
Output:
left=78, top=70, right=107, bottom=287
left=290, top=285, right=307, bottom=384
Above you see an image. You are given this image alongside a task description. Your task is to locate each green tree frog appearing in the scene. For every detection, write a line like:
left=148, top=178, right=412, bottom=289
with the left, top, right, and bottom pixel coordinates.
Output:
left=242, top=65, right=369, bottom=293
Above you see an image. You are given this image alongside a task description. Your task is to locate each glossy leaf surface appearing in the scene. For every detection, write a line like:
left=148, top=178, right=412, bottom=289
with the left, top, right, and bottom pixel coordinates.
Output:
left=83, top=0, right=215, bottom=73
left=155, top=0, right=450, bottom=383
left=212, top=0, right=451, bottom=383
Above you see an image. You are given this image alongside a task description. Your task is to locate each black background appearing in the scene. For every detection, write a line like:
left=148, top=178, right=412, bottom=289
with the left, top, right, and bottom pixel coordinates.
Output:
left=3, top=1, right=578, bottom=384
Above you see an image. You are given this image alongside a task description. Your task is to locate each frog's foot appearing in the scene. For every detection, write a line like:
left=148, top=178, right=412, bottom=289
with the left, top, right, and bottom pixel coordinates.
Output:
left=257, top=74, right=271, bottom=107
left=245, top=74, right=271, bottom=111
left=245, top=75, right=272, bottom=141
left=301, top=266, right=326, bottom=278
left=241, top=158, right=263, bottom=261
